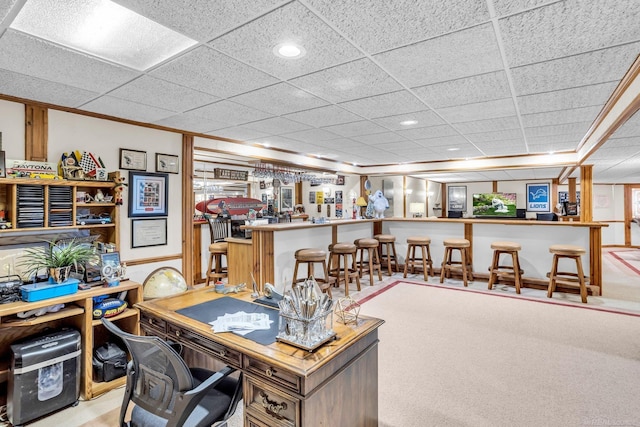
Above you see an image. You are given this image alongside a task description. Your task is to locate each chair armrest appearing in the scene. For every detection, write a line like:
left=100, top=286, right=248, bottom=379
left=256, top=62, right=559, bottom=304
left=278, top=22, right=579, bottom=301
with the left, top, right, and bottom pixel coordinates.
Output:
left=183, top=366, right=235, bottom=397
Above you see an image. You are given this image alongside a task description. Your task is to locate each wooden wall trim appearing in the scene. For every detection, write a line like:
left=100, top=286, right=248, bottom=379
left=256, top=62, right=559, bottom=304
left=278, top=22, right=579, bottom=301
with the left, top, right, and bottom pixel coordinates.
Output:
left=25, top=104, right=47, bottom=161
left=182, top=135, right=195, bottom=285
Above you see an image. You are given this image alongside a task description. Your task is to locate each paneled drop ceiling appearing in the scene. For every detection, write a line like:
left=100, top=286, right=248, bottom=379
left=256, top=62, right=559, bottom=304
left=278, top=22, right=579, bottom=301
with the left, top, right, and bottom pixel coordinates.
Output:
left=0, top=0, right=639, bottom=183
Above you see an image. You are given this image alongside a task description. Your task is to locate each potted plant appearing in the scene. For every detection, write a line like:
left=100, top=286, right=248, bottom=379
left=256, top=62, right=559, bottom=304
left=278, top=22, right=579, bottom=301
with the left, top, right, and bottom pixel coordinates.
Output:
left=19, top=239, right=96, bottom=284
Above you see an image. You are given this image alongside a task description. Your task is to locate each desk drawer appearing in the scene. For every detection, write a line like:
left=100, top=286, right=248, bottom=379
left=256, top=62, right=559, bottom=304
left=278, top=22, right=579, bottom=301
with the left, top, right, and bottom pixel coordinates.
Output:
left=245, top=376, right=299, bottom=427
left=167, top=324, right=241, bottom=367
left=244, top=355, right=301, bottom=393
left=140, top=313, right=167, bottom=335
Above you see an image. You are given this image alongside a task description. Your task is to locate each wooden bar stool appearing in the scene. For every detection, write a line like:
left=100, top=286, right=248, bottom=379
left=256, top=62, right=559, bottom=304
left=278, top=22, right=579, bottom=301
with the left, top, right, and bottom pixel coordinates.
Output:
left=487, top=241, right=523, bottom=294
left=440, top=238, right=473, bottom=287
left=354, top=238, right=382, bottom=287
left=547, top=244, right=590, bottom=303
left=292, top=248, right=332, bottom=297
left=374, top=234, right=399, bottom=275
left=206, top=241, right=228, bottom=286
left=328, top=242, right=361, bottom=296
left=403, top=236, right=434, bottom=280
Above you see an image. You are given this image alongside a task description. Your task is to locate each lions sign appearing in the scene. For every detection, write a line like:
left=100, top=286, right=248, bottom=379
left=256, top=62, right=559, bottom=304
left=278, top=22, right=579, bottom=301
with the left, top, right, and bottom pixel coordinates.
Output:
left=526, top=183, right=550, bottom=212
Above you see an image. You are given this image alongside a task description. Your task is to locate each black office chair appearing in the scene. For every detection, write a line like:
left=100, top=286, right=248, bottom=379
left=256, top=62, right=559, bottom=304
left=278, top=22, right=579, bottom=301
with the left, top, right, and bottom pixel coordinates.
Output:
left=102, top=319, right=242, bottom=427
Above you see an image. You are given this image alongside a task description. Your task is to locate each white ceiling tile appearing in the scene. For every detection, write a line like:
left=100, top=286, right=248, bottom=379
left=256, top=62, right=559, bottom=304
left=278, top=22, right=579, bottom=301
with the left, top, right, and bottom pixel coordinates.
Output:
left=209, top=2, right=362, bottom=80
left=242, top=117, right=311, bottom=135
left=82, top=96, right=175, bottom=123
left=0, top=68, right=98, bottom=108
left=231, top=82, right=328, bottom=115
left=338, top=91, right=426, bottom=119
left=373, top=23, right=503, bottom=87
left=112, top=0, right=284, bottom=42
left=453, top=116, right=521, bottom=134
left=247, top=135, right=304, bottom=151
left=500, top=0, right=640, bottom=67
left=206, top=126, right=270, bottom=141
left=512, top=42, right=640, bottom=96
left=397, top=124, right=459, bottom=140
left=437, top=98, right=517, bottom=124
left=0, top=30, right=139, bottom=92
left=155, top=113, right=229, bottom=133
left=524, top=122, right=592, bottom=138
left=109, top=75, right=219, bottom=113
left=527, top=134, right=581, bottom=146
left=474, top=142, right=526, bottom=156
left=150, top=46, right=278, bottom=98
left=289, top=58, right=403, bottom=103
left=415, top=135, right=470, bottom=148
left=492, top=0, right=554, bottom=17
left=589, top=145, right=640, bottom=160
left=373, top=110, right=445, bottom=131
left=373, top=140, right=422, bottom=151
left=280, top=128, right=340, bottom=142
left=306, top=0, right=489, bottom=53
left=321, top=120, right=389, bottom=137
left=521, top=106, right=602, bottom=128
left=283, top=105, right=362, bottom=127
left=351, top=132, right=408, bottom=145
left=517, top=82, right=618, bottom=115
left=610, top=111, right=640, bottom=138
left=527, top=141, right=577, bottom=153
left=413, top=71, right=511, bottom=108
left=188, top=100, right=272, bottom=125
left=0, top=1, right=18, bottom=22
left=467, top=129, right=524, bottom=143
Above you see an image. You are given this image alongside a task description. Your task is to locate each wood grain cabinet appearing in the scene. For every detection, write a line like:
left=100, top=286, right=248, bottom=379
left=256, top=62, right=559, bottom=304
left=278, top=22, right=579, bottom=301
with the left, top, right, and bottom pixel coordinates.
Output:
left=0, top=281, right=142, bottom=402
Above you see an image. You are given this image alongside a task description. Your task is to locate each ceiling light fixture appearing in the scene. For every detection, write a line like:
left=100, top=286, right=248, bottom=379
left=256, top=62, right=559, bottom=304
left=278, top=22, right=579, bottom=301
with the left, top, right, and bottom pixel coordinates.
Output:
left=274, top=43, right=306, bottom=59
left=400, top=120, right=418, bottom=126
left=447, top=147, right=460, bottom=151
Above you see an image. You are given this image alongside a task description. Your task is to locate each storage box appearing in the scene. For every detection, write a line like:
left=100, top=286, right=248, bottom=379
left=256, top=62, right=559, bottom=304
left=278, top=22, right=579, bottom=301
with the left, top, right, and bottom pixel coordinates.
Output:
left=8, top=329, right=81, bottom=425
left=20, top=278, right=79, bottom=302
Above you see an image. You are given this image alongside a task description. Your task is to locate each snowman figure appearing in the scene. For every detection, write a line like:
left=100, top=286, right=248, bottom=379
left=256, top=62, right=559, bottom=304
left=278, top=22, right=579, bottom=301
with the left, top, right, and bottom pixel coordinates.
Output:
left=369, top=190, right=389, bottom=218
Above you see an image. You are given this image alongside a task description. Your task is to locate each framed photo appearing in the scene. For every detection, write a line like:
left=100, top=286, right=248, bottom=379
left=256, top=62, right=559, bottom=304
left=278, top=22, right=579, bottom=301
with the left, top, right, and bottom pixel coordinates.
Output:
left=155, top=153, right=179, bottom=174
left=448, top=186, right=467, bottom=212
left=0, top=151, right=5, bottom=178
left=526, top=183, right=550, bottom=212
left=128, top=171, right=168, bottom=217
left=281, top=187, right=293, bottom=211
left=131, top=218, right=168, bottom=248
left=120, top=148, right=147, bottom=171
left=336, top=175, right=345, bottom=185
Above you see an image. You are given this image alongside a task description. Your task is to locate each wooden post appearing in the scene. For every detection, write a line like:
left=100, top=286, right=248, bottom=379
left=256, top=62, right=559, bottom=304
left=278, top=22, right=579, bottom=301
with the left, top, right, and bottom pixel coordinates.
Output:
left=580, top=165, right=593, bottom=223
left=182, top=134, right=195, bottom=286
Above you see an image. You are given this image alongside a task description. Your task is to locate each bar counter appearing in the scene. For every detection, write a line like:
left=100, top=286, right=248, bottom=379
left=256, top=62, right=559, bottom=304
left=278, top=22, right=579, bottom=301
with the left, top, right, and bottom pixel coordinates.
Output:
left=242, top=217, right=607, bottom=293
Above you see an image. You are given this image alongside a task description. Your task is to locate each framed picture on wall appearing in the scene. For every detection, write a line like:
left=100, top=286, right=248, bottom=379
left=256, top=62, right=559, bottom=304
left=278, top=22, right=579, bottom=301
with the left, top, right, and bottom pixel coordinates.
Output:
left=119, top=148, right=147, bottom=171
left=0, top=151, right=5, bottom=178
left=448, top=186, right=467, bottom=211
left=131, top=218, right=168, bottom=248
left=155, top=153, right=179, bottom=174
left=281, top=187, right=293, bottom=211
left=526, top=183, right=550, bottom=212
left=128, top=171, right=168, bottom=217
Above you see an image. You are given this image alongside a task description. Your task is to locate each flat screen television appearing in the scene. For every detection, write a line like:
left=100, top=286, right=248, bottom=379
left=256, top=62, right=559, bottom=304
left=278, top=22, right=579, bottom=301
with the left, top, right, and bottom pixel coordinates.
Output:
left=472, top=193, right=517, bottom=217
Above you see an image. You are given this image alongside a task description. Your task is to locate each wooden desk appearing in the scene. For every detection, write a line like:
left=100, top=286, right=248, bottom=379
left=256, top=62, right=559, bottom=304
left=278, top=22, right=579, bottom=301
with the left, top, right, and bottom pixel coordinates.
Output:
left=137, top=288, right=384, bottom=427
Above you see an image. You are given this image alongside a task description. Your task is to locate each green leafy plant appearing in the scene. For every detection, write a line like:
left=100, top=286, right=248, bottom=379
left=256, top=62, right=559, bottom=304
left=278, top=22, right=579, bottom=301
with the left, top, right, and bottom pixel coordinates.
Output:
left=19, top=239, right=96, bottom=280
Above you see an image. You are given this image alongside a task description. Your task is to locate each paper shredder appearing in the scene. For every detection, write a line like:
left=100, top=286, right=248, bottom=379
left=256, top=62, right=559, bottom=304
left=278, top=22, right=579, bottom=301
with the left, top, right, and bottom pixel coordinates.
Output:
left=8, top=329, right=81, bottom=426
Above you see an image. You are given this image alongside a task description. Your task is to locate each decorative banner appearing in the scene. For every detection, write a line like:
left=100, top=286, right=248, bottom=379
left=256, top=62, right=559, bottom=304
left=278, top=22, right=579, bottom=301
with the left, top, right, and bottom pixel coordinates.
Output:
left=315, top=191, right=324, bottom=204
left=526, top=183, right=550, bottom=212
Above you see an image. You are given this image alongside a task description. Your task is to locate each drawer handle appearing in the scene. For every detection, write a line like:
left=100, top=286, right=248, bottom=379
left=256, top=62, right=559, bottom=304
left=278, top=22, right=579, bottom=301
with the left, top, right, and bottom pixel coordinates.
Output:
left=259, top=391, right=287, bottom=420
left=265, top=367, right=275, bottom=377
left=175, top=330, right=181, bottom=337
left=148, top=318, right=154, bottom=325
left=217, top=349, right=226, bottom=357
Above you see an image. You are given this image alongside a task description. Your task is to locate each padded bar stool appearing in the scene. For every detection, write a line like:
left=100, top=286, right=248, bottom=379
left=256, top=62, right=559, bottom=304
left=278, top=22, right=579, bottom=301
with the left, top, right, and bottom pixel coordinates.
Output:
left=547, top=244, right=589, bottom=303
left=487, top=241, right=523, bottom=294
left=292, top=248, right=332, bottom=297
left=403, top=236, right=434, bottom=281
left=206, top=241, right=228, bottom=286
left=328, top=242, right=361, bottom=296
left=440, top=238, right=473, bottom=287
left=354, top=238, right=382, bottom=287
left=374, top=234, right=399, bottom=275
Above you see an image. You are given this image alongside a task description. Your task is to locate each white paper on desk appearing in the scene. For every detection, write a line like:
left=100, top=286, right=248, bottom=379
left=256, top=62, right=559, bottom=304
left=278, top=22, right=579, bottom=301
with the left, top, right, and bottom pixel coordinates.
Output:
left=209, top=311, right=272, bottom=335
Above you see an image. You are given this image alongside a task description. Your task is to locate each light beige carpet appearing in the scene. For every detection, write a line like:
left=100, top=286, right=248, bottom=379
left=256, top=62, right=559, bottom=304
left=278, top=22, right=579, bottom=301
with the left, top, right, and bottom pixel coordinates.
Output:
left=361, top=282, right=640, bottom=427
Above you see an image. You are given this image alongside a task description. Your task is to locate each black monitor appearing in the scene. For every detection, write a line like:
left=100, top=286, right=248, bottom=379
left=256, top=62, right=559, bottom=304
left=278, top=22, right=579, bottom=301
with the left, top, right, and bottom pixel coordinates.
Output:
left=536, top=213, right=558, bottom=221
left=447, top=211, right=463, bottom=218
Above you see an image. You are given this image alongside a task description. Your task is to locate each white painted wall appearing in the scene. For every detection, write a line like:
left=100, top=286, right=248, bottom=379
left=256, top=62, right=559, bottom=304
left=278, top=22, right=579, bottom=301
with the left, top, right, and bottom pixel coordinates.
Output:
left=0, top=99, right=25, bottom=158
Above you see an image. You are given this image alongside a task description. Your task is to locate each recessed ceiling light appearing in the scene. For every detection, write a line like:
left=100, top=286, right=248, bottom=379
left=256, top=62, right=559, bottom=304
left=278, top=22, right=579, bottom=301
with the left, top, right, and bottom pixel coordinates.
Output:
left=447, top=147, right=460, bottom=151
left=400, top=120, right=418, bottom=126
left=274, top=43, right=306, bottom=59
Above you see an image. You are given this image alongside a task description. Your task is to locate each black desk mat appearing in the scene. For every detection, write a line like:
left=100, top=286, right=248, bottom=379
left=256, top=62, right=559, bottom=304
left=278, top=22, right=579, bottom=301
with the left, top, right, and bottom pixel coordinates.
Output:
left=176, top=296, right=279, bottom=345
